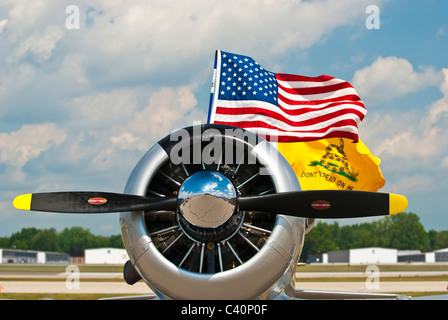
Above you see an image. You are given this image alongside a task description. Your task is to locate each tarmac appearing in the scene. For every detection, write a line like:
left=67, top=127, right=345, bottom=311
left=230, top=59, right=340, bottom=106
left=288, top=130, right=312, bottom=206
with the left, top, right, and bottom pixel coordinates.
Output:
left=1, top=270, right=447, bottom=295
left=295, top=281, right=448, bottom=293
left=1, top=280, right=151, bottom=294
left=2, top=280, right=446, bottom=295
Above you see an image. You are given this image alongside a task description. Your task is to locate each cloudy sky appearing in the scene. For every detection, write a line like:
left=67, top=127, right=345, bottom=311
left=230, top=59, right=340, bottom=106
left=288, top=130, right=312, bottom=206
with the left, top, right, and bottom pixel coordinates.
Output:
left=1, top=0, right=447, bottom=237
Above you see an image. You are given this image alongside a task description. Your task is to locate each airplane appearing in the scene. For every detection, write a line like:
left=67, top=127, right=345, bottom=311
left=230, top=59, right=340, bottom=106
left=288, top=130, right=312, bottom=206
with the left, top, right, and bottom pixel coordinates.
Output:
left=13, top=123, right=410, bottom=300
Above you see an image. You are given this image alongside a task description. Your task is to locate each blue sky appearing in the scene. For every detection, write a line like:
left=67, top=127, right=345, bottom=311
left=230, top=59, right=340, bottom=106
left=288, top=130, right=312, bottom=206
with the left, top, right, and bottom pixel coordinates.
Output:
left=0, top=0, right=447, bottom=237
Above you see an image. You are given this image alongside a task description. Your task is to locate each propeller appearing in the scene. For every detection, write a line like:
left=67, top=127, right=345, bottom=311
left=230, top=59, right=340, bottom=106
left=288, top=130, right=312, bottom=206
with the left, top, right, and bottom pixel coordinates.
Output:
left=13, top=189, right=407, bottom=219
left=238, top=190, right=408, bottom=219
left=13, top=192, right=177, bottom=214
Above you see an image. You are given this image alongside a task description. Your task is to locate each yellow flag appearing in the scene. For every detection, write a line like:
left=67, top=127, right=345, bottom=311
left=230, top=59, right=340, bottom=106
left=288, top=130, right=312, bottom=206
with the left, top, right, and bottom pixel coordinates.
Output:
left=277, top=138, right=385, bottom=192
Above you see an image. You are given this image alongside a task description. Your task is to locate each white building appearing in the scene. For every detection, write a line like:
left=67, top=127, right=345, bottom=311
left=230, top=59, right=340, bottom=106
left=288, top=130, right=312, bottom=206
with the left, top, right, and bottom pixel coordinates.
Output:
left=309, top=247, right=448, bottom=264
left=0, top=249, right=69, bottom=264
left=84, top=248, right=129, bottom=264
left=349, top=247, right=397, bottom=264
left=435, top=248, right=448, bottom=262
left=310, top=247, right=397, bottom=264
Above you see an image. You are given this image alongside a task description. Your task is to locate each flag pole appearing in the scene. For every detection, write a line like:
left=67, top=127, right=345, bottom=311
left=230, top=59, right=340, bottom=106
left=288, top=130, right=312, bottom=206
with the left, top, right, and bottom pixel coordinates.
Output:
left=207, top=50, right=220, bottom=124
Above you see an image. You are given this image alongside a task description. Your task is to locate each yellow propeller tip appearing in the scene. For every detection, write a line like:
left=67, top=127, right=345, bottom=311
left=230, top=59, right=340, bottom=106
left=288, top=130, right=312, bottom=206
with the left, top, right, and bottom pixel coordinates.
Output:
left=389, top=194, right=408, bottom=215
left=13, top=194, right=32, bottom=211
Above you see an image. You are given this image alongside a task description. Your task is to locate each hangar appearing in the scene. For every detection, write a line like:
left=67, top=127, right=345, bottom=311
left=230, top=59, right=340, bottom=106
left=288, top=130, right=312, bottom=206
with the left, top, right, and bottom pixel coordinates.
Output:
left=435, top=248, right=448, bottom=262
left=318, top=247, right=397, bottom=264
left=0, top=248, right=69, bottom=264
left=398, top=248, right=448, bottom=263
left=309, top=247, right=448, bottom=264
left=349, top=247, right=397, bottom=264
left=84, top=248, right=128, bottom=264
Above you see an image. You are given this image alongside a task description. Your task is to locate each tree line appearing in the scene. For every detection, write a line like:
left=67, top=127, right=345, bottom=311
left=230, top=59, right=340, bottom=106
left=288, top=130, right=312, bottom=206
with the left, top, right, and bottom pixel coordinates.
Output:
left=1, top=213, right=447, bottom=259
left=0, top=226, right=123, bottom=257
left=301, top=212, right=448, bottom=261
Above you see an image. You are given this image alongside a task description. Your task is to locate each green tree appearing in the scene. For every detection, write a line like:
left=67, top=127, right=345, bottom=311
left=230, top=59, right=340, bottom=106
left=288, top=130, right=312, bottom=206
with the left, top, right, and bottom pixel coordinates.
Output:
left=0, top=237, right=8, bottom=248
left=57, top=227, right=96, bottom=257
left=428, top=229, right=438, bottom=250
left=302, top=222, right=339, bottom=259
left=1, top=227, right=125, bottom=255
left=33, top=228, right=59, bottom=252
left=8, top=227, right=40, bottom=250
left=109, top=234, right=124, bottom=248
left=341, top=222, right=378, bottom=249
left=302, top=212, right=433, bottom=261
left=434, top=230, right=448, bottom=250
left=381, top=212, right=429, bottom=251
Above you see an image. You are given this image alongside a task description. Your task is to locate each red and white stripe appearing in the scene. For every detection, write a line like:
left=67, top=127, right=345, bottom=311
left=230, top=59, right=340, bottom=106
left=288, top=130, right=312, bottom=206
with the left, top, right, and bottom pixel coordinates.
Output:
left=212, top=74, right=366, bottom=142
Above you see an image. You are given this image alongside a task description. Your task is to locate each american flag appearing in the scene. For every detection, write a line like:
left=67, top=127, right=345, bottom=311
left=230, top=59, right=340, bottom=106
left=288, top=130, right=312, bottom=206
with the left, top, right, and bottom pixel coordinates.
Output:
left=208, top=50, right=367, bottom=142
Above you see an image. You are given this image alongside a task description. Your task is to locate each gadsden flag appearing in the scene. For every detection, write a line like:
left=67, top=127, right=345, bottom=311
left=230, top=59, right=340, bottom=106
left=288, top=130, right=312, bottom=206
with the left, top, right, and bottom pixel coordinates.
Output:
left=277, top=138, right=385, bottom=192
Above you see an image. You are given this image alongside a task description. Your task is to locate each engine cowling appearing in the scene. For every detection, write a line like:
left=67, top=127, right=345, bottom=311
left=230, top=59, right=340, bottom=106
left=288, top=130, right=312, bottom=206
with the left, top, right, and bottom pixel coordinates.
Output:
left=120, top=124, right=305, bottom=299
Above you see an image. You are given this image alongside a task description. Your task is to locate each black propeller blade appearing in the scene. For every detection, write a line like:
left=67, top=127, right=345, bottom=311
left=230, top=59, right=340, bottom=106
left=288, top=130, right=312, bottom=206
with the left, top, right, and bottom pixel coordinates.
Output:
left=238, top=190, right=407, bottom=219
left=13, top=192, right=177, bottom=214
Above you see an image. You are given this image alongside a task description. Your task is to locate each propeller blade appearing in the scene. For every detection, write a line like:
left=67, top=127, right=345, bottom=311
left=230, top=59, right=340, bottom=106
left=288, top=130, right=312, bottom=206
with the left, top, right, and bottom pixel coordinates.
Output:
left=13, top=192, right=178, bottom=214
left=238, top=190, right=407, bottom=219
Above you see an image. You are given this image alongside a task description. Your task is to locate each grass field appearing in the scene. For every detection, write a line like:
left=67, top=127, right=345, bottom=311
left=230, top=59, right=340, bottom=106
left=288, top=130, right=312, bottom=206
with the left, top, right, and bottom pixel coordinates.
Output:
left=2, top=262, right=447, bottom=273
left=0, top=264, right=123, bottom=273
left=0, top=292, right=129, bottom=300
left=296, top=263, right=448, bottom=272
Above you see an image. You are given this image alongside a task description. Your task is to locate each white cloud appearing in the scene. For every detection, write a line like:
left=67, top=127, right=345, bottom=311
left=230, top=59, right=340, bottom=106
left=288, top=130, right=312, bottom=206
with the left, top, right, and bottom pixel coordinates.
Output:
left=441, top=156, right=448, bottom=168
left=33, top=85, right=204, bottom=180
left=369, top=117, right=443, bottom=160
left=14, top=26, right=64, bottom=62
left=69, top=88, right=139, bottom=126
left=359, top=67, right=448, bottom=196
left=110, top=132, right=145, bottom=151
left=110, top=85, right=202, bottom=152
left=387, top=174, right=435, bottom=195
left=379, top=68, right=448, bottom=159
left=5, top=1, right=50, bottom=27
left=352, top=56, right=443, bottom=105
left=0, top=0, right=387, bottom=123
left=0, top=123, right=66, bottom=168
left=436, top=25, right=448, bottom=41
left=0, top=19, right=7, bottom=34
left=2, top=0, right=384, bottom=85
left=0, top=0, right=399, bottom=235
left=424, top=68, right=448, bottom=126
left=77, top=0, right=376, bottom=61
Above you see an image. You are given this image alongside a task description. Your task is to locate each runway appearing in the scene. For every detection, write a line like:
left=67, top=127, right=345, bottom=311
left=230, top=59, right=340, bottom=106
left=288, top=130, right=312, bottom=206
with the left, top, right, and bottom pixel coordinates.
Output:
left=0, top=270, right=152, bottom=295
left=295, top=281, right=448, bottom=293
left=295, top=270, right=448, bottom=278
left=1, top=274, right=447, bottom=295
left=1, top=268, right=447, bottom=297
left=2, top=280, right=445, bottom=295
left=1, top=280, right=152, bottom=294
